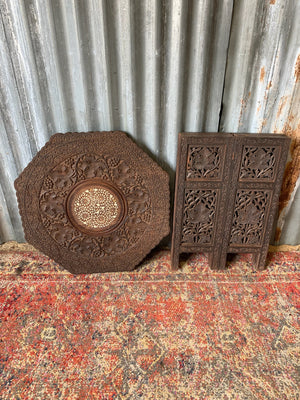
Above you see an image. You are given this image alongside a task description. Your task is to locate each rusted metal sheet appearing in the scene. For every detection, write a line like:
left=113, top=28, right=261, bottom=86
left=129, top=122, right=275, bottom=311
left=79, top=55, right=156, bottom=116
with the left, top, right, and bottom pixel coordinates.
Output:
left=0, top=0, right=233, bottom=243
left=220, top=0, right=300, bottom=244
left=0, top=0, right=299, bottom=245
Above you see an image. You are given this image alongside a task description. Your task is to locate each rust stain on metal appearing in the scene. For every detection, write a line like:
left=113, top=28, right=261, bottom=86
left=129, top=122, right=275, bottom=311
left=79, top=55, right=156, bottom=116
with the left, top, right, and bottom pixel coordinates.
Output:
left=295, top=54, right=300, bottom=82
left=278, top=120, right=300, bottom=221
left=275, top=227, right=282, bottom=242
left=276, top=96, right=288, bottom=120
left=266, top=81, right=272, bottom=90
left=270, top=0, right=276, bottom=4
left=238, top=92, right=251, bottom=127
left=260, top=67, right=265, bottom=82
left=259, top=119, right=267, bottom=133
left=275, top=228, right=282, bottom=242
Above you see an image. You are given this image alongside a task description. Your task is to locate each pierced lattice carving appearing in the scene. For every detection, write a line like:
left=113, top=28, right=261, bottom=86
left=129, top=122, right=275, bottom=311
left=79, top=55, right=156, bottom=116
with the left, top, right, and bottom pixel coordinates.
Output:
left=181, top=189, right=217, bottom=244
left=186, top=146, right=223, bottom=180
left=239, top=147, right=279, bottom=180
left=230, top=190, right=271, bottom=245
left=171, top=133, right=290, bottom=271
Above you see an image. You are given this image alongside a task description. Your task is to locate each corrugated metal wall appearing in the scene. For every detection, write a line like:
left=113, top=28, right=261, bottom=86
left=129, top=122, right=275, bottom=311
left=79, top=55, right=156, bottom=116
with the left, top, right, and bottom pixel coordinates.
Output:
left=0, top=0, right=299, bottom=244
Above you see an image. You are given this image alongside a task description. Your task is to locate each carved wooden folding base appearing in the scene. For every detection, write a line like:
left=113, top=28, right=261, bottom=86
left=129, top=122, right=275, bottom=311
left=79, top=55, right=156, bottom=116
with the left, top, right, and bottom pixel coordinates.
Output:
left=15, top=131, right=169, bottom=274
left=171, top=133, right=290, bottom=270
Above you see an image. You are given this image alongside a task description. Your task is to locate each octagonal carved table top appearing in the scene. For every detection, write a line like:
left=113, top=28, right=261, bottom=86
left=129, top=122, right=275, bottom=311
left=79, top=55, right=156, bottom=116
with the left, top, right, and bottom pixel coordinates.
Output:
left=15, top=131, right=170, bottom=274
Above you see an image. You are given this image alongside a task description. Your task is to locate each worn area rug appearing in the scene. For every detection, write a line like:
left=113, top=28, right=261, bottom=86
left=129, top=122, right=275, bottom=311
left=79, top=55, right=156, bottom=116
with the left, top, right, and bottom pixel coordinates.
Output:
left=0, top=242, right=299, bottom=400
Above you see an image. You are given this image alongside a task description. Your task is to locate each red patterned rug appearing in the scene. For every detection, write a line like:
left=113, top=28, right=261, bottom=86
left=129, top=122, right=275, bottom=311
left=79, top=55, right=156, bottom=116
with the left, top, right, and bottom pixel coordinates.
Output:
left=0, top=242, right=299, bottom=399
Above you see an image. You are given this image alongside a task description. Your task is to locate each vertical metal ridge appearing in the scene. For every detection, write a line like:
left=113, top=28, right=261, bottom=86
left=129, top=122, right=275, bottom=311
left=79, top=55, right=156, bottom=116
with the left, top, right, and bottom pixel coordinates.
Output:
left=183, top=0, right=212, bottom=132
left=85, top=0, right=113, bottom=130
left=220, top=0, right=263, bottom=133
left=51, top=0, right=89, bottom=131
left=0, top=118, right=24, bottom=241
left=1, top=0, right=48, bottom=151
left=135, top=0, right=161, bottom=154
left=203, top=0, right=233, bottom=131
left=0, top=15, right=32, bottom=172
left=183, top=0, right=233, bottom=132
left=279, top=190, right=300, bottom=245
left=25, top=0, right=68, bottom=133
left=114, top=0, right=137, bottom=137
left=220, top=0, right=299, bottom=134
left=161, top=0, right=188, bottom=170
left=0, top=184, right=15, bottom=241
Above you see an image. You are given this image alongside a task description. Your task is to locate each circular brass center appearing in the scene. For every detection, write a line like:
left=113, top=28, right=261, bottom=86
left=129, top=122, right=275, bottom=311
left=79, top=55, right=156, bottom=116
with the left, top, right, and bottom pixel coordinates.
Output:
left=67, top=180, right=126, bottom=234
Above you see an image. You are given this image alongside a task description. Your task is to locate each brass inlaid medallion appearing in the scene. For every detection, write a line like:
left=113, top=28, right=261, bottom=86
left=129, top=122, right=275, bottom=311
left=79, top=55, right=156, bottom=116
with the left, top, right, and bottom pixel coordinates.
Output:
left=67, top=180, right=127, bottom=234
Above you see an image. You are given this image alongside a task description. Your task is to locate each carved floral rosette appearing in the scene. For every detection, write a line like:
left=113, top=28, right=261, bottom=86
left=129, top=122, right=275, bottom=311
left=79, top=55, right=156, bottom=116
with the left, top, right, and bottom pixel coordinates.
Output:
left=230, top=190, right=271, bottom=245
left=239, top=146, right=279, bottom=181
left=39, top=153, right=152, bottom=258
left=181, top=189, right=217, bottom=244
left=186, top=146, right=224, bottom=180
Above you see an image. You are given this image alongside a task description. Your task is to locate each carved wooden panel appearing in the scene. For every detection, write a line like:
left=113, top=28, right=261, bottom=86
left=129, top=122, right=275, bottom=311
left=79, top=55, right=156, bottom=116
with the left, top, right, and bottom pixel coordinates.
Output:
left=181, top=189, right=218, bottom=245
left=171, top=133, right=290, bottom=270
left=229, top=190, right=271, bottom=246
left=39, top=153, right=152, bottom=258
left=186, top=146, right=225, bottom=180
left=15, top=132, right=169, bottom=274
left=239, top=146, right=280, bottom=181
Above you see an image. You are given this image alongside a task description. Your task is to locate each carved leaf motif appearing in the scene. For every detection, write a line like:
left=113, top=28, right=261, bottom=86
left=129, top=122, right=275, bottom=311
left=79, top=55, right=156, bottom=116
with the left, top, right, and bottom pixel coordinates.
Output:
left=230, top=190, right=270, bottom=245
left=240, top=147, right=278, bottom=180
left=187, top=146, right=222, bottom=180
left=39, top=154, right=152, bottom=257
left=181, top=190, right=217, bottom=244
